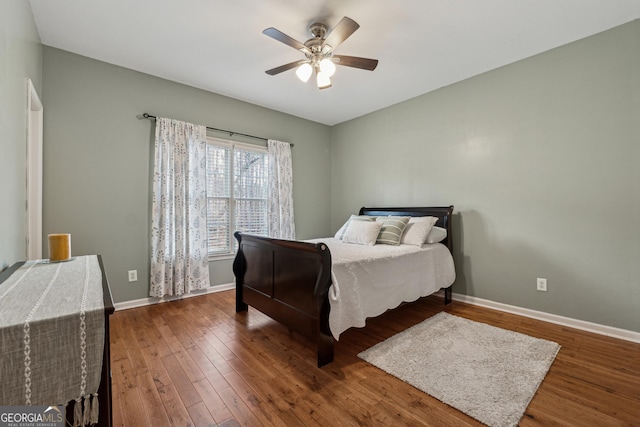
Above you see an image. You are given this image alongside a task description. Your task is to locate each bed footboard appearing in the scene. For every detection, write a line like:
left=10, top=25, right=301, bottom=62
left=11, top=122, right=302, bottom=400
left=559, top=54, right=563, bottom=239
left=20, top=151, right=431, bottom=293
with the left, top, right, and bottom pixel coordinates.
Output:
left=233, top=232, right=334, bottom=367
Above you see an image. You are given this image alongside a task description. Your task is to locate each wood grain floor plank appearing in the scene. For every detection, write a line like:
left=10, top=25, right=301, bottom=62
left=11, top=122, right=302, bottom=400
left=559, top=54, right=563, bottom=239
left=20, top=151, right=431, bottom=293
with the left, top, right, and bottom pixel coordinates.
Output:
left=172, top=345, right=207, bottom=384
left=193, top=334, right=237, bottom=378
left=217, top=386, right=264, bottom=427
left=155, top=381, right=193, bottom=427
left=139, top=345, right=172, bottom=390
left=137, top=344, right=194, bottom=426
left=161, top=353, right=203, bottom=408
left=110, top=370, right=126, bottom=427
left=135, top=372, right=173, bottom=426
left=192, top=378, right=234, bottom=424
left=185, top=401, right=217, bottom=427
left=111, top=359, right=150, bottom=427
left=186, top=344, right=231, bottom=395
left=222, top=370, right=295, bottom=427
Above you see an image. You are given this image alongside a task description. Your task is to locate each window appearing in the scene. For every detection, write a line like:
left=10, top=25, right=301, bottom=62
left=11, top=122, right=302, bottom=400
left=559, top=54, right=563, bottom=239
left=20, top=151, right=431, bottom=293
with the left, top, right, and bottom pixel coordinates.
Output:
left=206, top=137, right=269, bottom=256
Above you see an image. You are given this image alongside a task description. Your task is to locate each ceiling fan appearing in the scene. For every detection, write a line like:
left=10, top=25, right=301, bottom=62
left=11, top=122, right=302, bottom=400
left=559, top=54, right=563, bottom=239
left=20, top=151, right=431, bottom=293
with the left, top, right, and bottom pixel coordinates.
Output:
left=263, top=16, right=379, bottom=89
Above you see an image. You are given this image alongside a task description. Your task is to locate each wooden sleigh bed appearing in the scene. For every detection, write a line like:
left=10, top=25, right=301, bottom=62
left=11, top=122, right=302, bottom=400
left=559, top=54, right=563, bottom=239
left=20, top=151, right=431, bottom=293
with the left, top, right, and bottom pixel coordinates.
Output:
left=232, top=206, right=455, bottom=367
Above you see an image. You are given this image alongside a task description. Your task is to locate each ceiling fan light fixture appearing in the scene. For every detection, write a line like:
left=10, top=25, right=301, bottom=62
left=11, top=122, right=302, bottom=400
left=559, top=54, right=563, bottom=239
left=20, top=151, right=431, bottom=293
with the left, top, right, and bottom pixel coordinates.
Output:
left=317, top=70, right=332, bottom=89
left=319, top=58, right=336, bottom=77
left=296, top=63, right=313, bottom=82
left=263, top=16, right=378, bottom=90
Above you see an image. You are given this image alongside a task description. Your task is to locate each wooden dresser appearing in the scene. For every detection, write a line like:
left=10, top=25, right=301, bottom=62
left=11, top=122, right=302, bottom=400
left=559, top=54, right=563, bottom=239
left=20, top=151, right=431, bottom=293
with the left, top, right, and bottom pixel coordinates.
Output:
left=0, top=255, right=114, bottom=427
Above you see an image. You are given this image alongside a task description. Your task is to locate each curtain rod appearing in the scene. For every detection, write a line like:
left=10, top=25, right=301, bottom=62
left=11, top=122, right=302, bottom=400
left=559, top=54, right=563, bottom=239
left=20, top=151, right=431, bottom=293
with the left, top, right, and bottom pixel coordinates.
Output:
left=139, top=113, right=293, bottom=146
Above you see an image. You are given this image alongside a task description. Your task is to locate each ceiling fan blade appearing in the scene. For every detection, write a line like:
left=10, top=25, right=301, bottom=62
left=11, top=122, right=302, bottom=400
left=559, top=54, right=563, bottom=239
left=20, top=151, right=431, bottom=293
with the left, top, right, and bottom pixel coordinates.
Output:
left=265, top=60, right=307, bottom=76
left=323, top=17, right=359, bottom=51
left=333, top=55, right=379, bottom=71
left=263, top=28, right=311, bottom=54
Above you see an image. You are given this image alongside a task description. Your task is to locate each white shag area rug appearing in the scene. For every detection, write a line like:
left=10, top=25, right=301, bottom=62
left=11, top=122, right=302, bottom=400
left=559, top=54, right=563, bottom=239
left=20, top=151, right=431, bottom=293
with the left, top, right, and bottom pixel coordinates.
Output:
left=358, top=312, right=560, bottom=427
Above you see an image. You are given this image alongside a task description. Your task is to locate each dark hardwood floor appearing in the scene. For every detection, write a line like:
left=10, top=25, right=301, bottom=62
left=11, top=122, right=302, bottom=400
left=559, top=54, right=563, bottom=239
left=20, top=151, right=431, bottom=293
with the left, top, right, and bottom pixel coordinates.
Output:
left=110, top=290, right=640, bottom=426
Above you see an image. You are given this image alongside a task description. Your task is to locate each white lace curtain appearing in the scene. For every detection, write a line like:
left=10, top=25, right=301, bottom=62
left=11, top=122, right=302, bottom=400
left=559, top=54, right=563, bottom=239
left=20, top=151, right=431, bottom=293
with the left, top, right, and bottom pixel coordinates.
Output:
left=150, top=117, right=210, bottom=298
left=267, top=139, right=296, bottom=240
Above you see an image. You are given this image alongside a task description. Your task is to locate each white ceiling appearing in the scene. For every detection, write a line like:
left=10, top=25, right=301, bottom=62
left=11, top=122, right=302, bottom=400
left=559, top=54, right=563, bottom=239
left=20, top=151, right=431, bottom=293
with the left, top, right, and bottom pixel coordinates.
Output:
left=29, top=0, right=640, bottom=126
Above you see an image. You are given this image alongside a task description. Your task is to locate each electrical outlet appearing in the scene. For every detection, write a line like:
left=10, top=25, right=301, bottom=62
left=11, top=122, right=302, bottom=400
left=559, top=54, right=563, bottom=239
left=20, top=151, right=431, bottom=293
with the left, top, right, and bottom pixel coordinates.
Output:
left=536, top=277, right=547, bottom=292
left=128, top=270, right=138, bottom=282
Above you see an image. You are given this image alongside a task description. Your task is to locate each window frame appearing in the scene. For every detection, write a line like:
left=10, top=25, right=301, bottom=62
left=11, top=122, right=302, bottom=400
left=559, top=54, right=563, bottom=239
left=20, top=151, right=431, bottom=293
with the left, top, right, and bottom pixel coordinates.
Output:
left=205, top=136, right=269, bottom=260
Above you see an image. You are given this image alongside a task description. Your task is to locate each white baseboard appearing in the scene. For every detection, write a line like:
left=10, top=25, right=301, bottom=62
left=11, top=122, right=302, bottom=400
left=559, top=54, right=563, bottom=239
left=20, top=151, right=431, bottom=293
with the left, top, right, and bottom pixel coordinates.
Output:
left=114, top=283, right=235, bottom=311
left=447, top=292, right=640, bottom=344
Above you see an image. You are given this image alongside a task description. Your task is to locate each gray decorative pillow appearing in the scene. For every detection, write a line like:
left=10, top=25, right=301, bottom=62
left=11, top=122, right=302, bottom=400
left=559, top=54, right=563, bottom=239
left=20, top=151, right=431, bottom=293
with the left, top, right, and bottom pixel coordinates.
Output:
left=376, top=216, right=410, bottom=245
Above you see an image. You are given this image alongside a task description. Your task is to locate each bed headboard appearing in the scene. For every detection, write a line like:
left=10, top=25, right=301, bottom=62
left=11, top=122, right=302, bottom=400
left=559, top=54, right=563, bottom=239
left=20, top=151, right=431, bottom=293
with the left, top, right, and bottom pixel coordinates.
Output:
left=358, top=206, right=454, bottom=252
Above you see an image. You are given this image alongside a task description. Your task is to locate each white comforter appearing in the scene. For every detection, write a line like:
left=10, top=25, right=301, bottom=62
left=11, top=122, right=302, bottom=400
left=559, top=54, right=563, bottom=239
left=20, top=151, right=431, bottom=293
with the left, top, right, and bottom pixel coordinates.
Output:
left=306, top=238, right=456, bottom=339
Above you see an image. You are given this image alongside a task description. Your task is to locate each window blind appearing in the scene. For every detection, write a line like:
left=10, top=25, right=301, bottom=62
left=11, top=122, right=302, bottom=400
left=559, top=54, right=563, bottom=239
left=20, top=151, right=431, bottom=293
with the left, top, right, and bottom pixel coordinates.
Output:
left=206, top=139, right=268, bottom=255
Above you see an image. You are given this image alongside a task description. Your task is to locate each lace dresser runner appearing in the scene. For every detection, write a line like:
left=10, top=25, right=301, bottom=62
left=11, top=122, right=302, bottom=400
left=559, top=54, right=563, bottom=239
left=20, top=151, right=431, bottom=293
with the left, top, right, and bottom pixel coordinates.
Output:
left=0, top=255, right=108, bottom=425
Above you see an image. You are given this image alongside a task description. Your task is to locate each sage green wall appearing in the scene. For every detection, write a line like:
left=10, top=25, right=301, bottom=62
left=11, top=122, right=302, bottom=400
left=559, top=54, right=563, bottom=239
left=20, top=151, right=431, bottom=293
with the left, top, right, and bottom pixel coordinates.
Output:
left=331, top=20, right=640, bottom=332
left=0, top=1, right=42, bottom=270
left=42, top=47, right=331, bottom=303
left=38, top=20, right=640, bottom=332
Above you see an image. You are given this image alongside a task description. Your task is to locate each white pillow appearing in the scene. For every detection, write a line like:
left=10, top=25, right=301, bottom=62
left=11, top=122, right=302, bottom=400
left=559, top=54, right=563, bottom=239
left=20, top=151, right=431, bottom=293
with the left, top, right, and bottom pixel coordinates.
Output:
left=342, top=220, right=383, bottom=246
left=334, top=215, right=376, bottom=239
left=400, top=216, right=438, bottom=246
left=425, top=226, right=447, bottom=244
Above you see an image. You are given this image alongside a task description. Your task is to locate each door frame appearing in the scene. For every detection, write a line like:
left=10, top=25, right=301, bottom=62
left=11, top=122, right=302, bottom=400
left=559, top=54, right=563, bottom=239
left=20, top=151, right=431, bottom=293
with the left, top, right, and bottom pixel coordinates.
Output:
left=26, top=78, right=43, bottom=260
